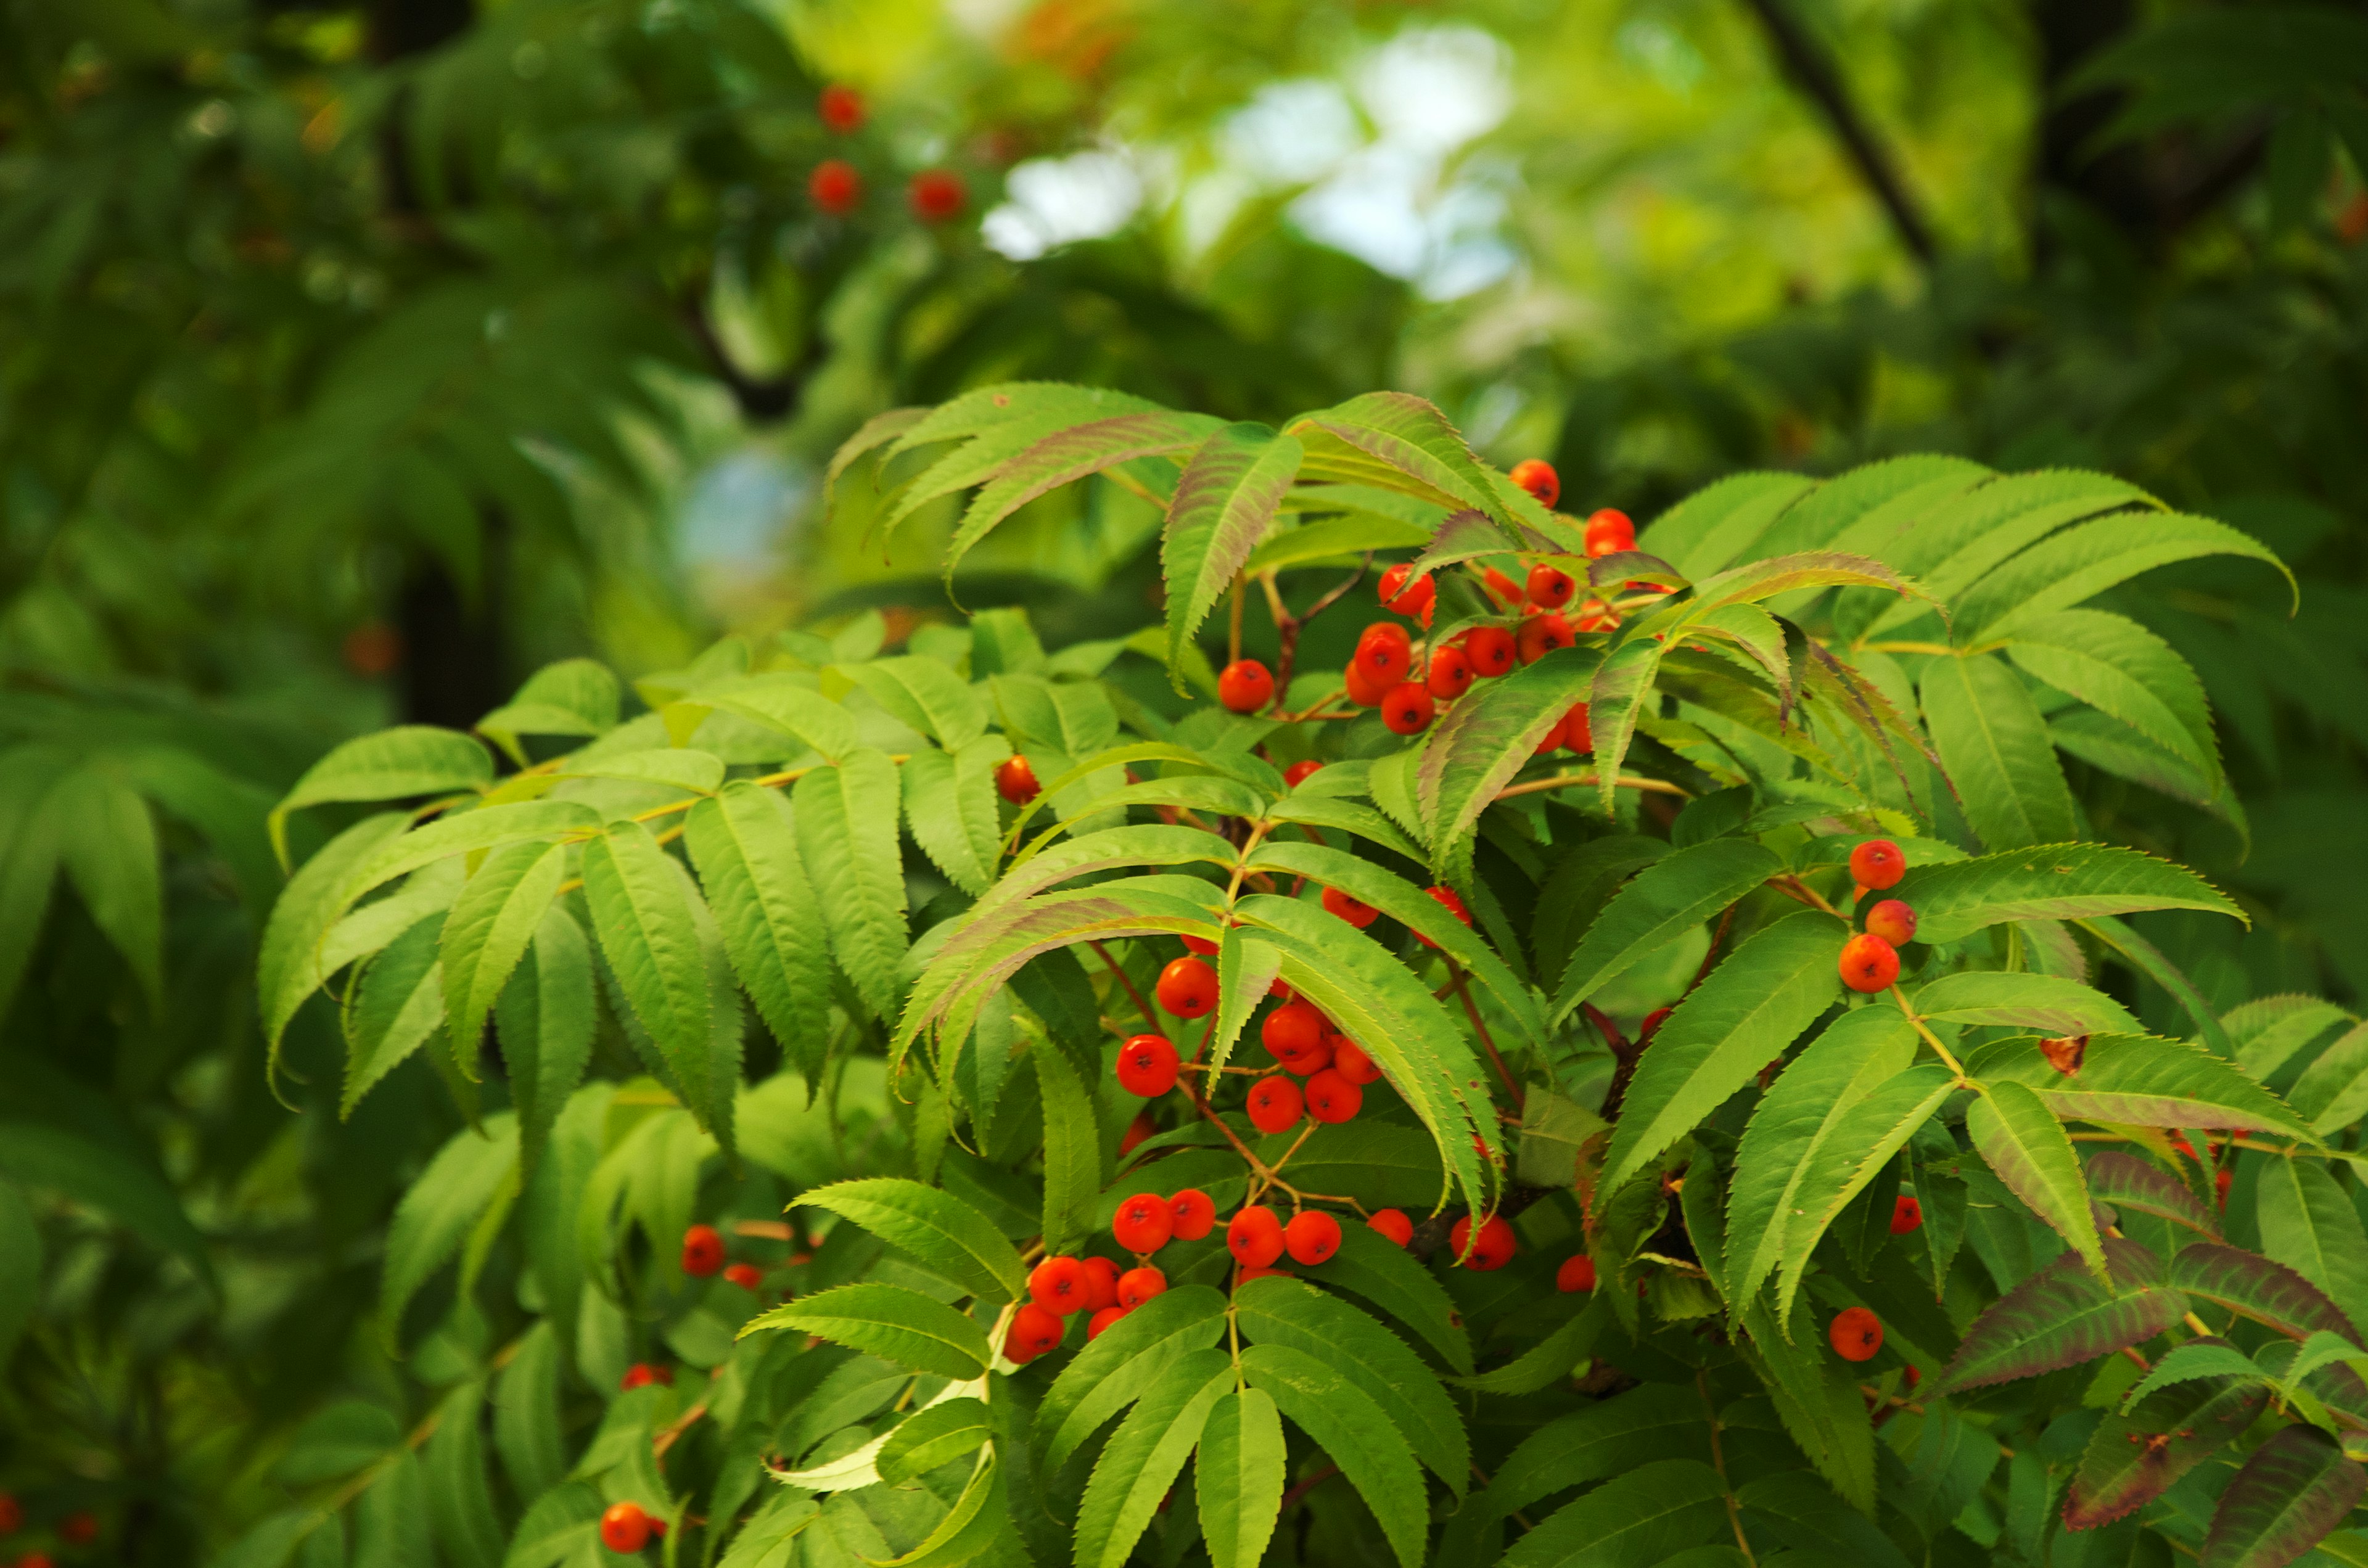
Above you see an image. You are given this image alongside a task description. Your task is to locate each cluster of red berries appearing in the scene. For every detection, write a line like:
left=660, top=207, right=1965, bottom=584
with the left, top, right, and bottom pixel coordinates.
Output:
left=0, top=1498, right=100, bottom=1567
left=1836, top=839, right=1917, bottom=993
left=804, top=85, right=967, bottom=222
left=680, top=1223, right=768, bottom=1293
left=1113, top=972, right=1398, bottom=1131
left=600, top=1500, right=668, bottom=1553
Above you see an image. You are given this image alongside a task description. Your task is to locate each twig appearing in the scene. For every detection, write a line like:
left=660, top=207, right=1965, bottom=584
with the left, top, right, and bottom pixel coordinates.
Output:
left=1889, top=986, right=1966, bottom=1079
left=1268, top=556, right=1372, bottom=697
left=1278, top=1462, right=1341, bottom=1514
left=1445, top=962, right=1525, bottom=1108
left=1700, top=1367, right=1758, bottom=1565
left=1090, top=940, right=1162, bottom=1035
left=1766, top=874, right=1841, bottom=917
left=1495, top=771, right=1693, bottom=801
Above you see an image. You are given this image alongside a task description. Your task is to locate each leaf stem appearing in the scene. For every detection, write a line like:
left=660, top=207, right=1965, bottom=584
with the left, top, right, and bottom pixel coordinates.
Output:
left=1766, top=873, right=1841, bottom=917
left=1445, top=961, right=1524, bottom=1108
left=1698, top=1366, right=1758, bottom=1565
left=1889, top=986, right=1967, bottom=1080
left=1494, top=771, right=1692, bottom=802
left=1090, top=940, right=1162, bottom=1036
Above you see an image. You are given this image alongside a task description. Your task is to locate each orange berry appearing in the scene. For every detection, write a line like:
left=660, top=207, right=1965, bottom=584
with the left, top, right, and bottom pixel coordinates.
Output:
left=1849, top=839, right=1906, bottom=890
left=1246, top=1075, right=1303, bottom=1135
left=1427, top=645, right=1474, bottom=700
left=907, top=168, right=966, bottom=223
left=1380, top=681, right=1434, bottom=735
left=1086, top=1305, right=1128, bottom=1340
left=1463, top=625, right=1516, bottom=677
left=1890, top=1196, right=1923, bottom=1235
left=1367, top=1209, right=1414, bottom=1247
left=1029, top=1255, right=1089, bottom=1315
left=1321, top=885, right=1379, bottom=929
left=601, top=1501, right=653, bottom=1553
left=1116, top=1266, right=1167, bottom=1308
left=1119, top=1111, right=1156, bottom=1155
left=1330, top=1039, right=1381, bottom=1085
left=1115, top=1034, right=1179, bottom=1096
left=1527, top=564, right=1577, bottom=610
left=1227, top=1205, right=1286, bottom=1268
left=1283, top=759, right=1323, bottom=787
left=1169, top=1189, right=1217, bottom=1241
left=1582, top=509, right=1635, bottom=559
left=1217, top=659, right=1274, bottom=713
left=1557, top=1254, right=1597, bottom=1292
left=1838, top=933, right=1901, bottom=993
left=818, top=84, right=866, bottom=133
left=1510, top=459, right=1560, bottom=507
left=1449, top=1213, right=1516, bottom=1270
left=1005, top=1302, right=1066, bottom=1363
left=995, top=754, right=1039, bottom=804
left=1080, top=1255, right=1120, bottom=1311
left=1354, top=623, right=1412, bottom=685
left=0, top=1495, right=18, bottom=1534
left=724, top=1262, right=763, bottom=1291
left=809, top=158, right=861, bottom=215
left=1304, top=1069, right=1362, bottom=1123
left=1829, top=1306, right=1883, bottom=1362
left=1277, top=1040, right=1332, bottom=1077
left=1283, top=1210, right=1342, bottom=1265
left=1112, top=1193, right=1175, bottom=1254
left=619, top=1363, right=670, bottom=1390
left=1155, top=957, right=1217, bottom=1018
left=1413, top=885, right=1471, bottom=950
left=56, top=1516, right=96, bottom=1548
left=1262, top=1001, right=1327, bottom=1059
left=1563, top=704, right=1593, bottom=753
left=1378, top=564, right=1434, bottom=617
left=1865, top=899, right=1917, bottom=946
left=1343, top=655, right=1391, bottom=707
left=1516, top=613, right=1576, bottom=665
left=681, top=1223, right=725, bottom=1278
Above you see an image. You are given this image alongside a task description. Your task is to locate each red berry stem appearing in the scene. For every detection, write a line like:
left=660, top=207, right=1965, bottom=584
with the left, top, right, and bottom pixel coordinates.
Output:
left=1262, top=552, right=1373, bottom=712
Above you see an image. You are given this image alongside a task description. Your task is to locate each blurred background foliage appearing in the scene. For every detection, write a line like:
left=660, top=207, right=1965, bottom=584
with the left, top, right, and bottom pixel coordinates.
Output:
left=2, top=0, right=2367, bottom=1556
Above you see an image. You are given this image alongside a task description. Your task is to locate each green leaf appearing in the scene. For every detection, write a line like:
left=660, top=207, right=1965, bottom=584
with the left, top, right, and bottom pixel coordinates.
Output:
left=793, top=750, right=909, bottom=1022
left=1736, top=1469, right=1915, bottom=1568
left=1413, top=645, right=1601, bottom=867
left=492, top=1323, right=565, bottom=1501
left=1601, top=909, right=1846, bottom=1195
left=1645, top=470, right=1817, bottom=579
left=1291, top=391, right=1508, bottom=525
left=2005, top=609, right=2219, bottom=782
left=343, top=915, right=447, bottom=1115
left=1037, top=1284, right=1229, bottom=1473
left=1725, top=1006, right=1919, bottom=1307
left=1196, top=1387, right=1288, bottom=1568
left=424, top=1381, right=504, bottom=1568
left=2066, top=1374, right=2270, bottom=1530
left=1073, top=1348, right=1234, bottom=1568
left=2081, top=915, right=2237, bottom=1058
left=259, top=812, right=409, bottom=1062
left=1534, top=835, right=1671, bottom=987
left=1970, top=1034, right=2310, bottom=1137
left=1032, top=1041, right=1103, bottom=1256
left=873, top=1450, right=1003, bottom=1567
left=2201, top=1425, right=2366, bottom=1568
left=1768, top=1064, right=1955, bottom=1320
left=796, top=1180, right=1029, bottom=1305
left=1587, top=638, right=1664, bottom=819
left=1236, top=1275, right=1469, bottom=1495
left=495, top=906, right=595, bottom=1174
left=741, top=1282, right=990, bottom=1379
left=2116, top=1339, right=2265, bottom=1410
left=1498, top=1458, right=1729, bottom=1568
left=841, top=656, right=987, bottom=750
left=1967, top=1078, right=2107, bottom=1278
left=946, top=410, right=1221, bottom=577
left=2086, top=1149, right=2220, bottom=1238
left=1161, top=422, right=1303, bottom=681
left=1551, top=839, right=1782, bottom=1022
left=2287, top=1023, right=2368, bottom=1135
left=1682, top=549, right=1930, bottom=618
left=701, top=675, right=857, bottom=761
left=345, top=802, right=599, bottom=906
left=1919, top=653, right=2079, bottom=850
left=1301, top=1221, right=1472, bottom=1373
left=440, top=839, right=567, bottom=1080
left=476, top=659, right=620, bottom=763
left=1515, top=1086, right=1609, bottom=1191
left=1916, top=972, right=2140, bottom=1036
left=685, top=782, right=834, bottom=1058
left=1240, top=1342, right=1429, bottom=1568
left=1936, top=1236, right=2184, bottom=1393
left=900, top=738, right=1008, bottom=896
left=1955, top=510, right=2295, bottom=644
left=1450, top=1303, right=1605, bottom=1395
left=1736, top=1290, right=1877, bottom=1511
left=580, top=824, right=725, bottom=1131
left=1894, top=842, right=2245, bottom=945
left=1208, top=925, right=1281, bottom=1072
left=1479, top=1384, right=1712, bottom=1525
left=271, top=726, right=493, bottom=862
left=2257, top=1158, right=2368, bottom=1342
left=0, top=1181, right=41, bottom=1369
left=382, top=1116, right=519, bottom=1344
left=876, top=1398, right=990, bottom=1488
left=0, top=1122, right=210, bottom=1281
left=54, top=768, right=162, bottom=1012
left=2173, top=1241, right=2360, bottom=1341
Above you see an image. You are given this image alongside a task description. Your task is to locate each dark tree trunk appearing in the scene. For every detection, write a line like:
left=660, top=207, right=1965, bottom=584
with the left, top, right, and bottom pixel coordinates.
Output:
left=2029, top=0, right=2158, bottom=257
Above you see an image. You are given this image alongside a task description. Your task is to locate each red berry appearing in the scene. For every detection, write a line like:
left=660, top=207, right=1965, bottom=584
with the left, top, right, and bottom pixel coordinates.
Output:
left=1516, top=613, right=1576, bottom=665
left=1182, top=934, right=1220, bottom=957
left=1343, top=655, right=1391, bottom=707
left=1283, top=1210, right=1342, bottom=1265
left=2218, top=1168, right=2233, bottom=1207
left=818, top=84, right=866, bottom=133
left=1080, top=1255, right=1120, bottom=1311
left=1304, top=1069, right=1362, bottom=1123
left=1463, top=625, right=1516, bottom=677
left=995, top=754, right=1039, bottom=804
left=1246, top=1075, right=1303, bottom=1134
left=1482, top=566, right=1526, bottom=607
left=1278, top=1040, right=1332, bottom=1077
left=1321, top=885, right=1379, bottom=929
left=1906, top=1365, right=1921, bottom=1389
left=1262, top=1001, right=1327, bottom=1059
left=1533, top=711, right=1568, bottom=757
left=1170, top=1189, right=1217, bottom=1241
left=0, top=1495, right=18, bottom=1534
left=1354, top=623, right=1412, bottom=686
left=1155, top=957, right=1218, bottom=1018
left=619, top=1363, right=670, bottom=1390
left=1527, top=564, right=1577, bottom=610
left=808, top=158, right=861, bottom=215
left=1557, top=1254, right=1598, bottom=1293
left=1563, top=704, right=1593, bottom=753
left=1330, top=1039, right=1382, bottom=1085
left=908, top=168, right=966, bottom=223
left=1865, top=899, right=1917, bottom=946
left=1582, top=509, right=1635, bottom=559
left=1367, top=1209, right=1414, bottom=1247
left=1638, top=1006, right=1671, bottom=1041
left=1380, top=681, right=1434, bottom=736
left=1829, top=1306, right=1883, bottom=1362
left=1116, top=1266, right=1167, bottom=1308
left=1283, top=759, right=1323, bottom=787
left=1427, top=646, right=1474, bottom=700
left=1227, top=1205, right=1286, bottom=1268
left=1576, top=597, right=1619, bottom=633
left=1890, top=1196, right=1923, bottom=1235
left=1119, top=1111, right=1156, bottom=1155
left=1112, top=1192, right=1175, bottom=1254
left=56, top=1516, right=96, bottom=1549
left=1413, top=885, right=1471, bottom=950
left=1029, top=1255, right=1089, bottom=1315
left=1849, top=839, right=1906, bottom=890
left=601, top=1501, right=653, bottom=1553
left=1116, top=1033, right=1179, bottom=1096
left=1510, top=459, right=1560, bottom=508
left=681, top=1223, right=725, bottom=1278
left=1839, top=933, right=1901, bottom=993
left=1087, top=1305, right=1128, bottom=1340
left=1449, top=1213, right=1516, bottom=1270
left=724, top=1262, right=764, bottom=1291
left=1218, top=659, right=1275, bottom=713
left=1005, top=1302, right=1066, bottom=1363
left=1378, top=564, right=1434, bottom=617
left=16, top=1554, right=52, bottom=1568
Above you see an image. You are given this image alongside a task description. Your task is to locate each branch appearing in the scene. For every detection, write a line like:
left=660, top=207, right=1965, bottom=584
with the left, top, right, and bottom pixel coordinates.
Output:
left=1734, top=0, right=1938, bottom=268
